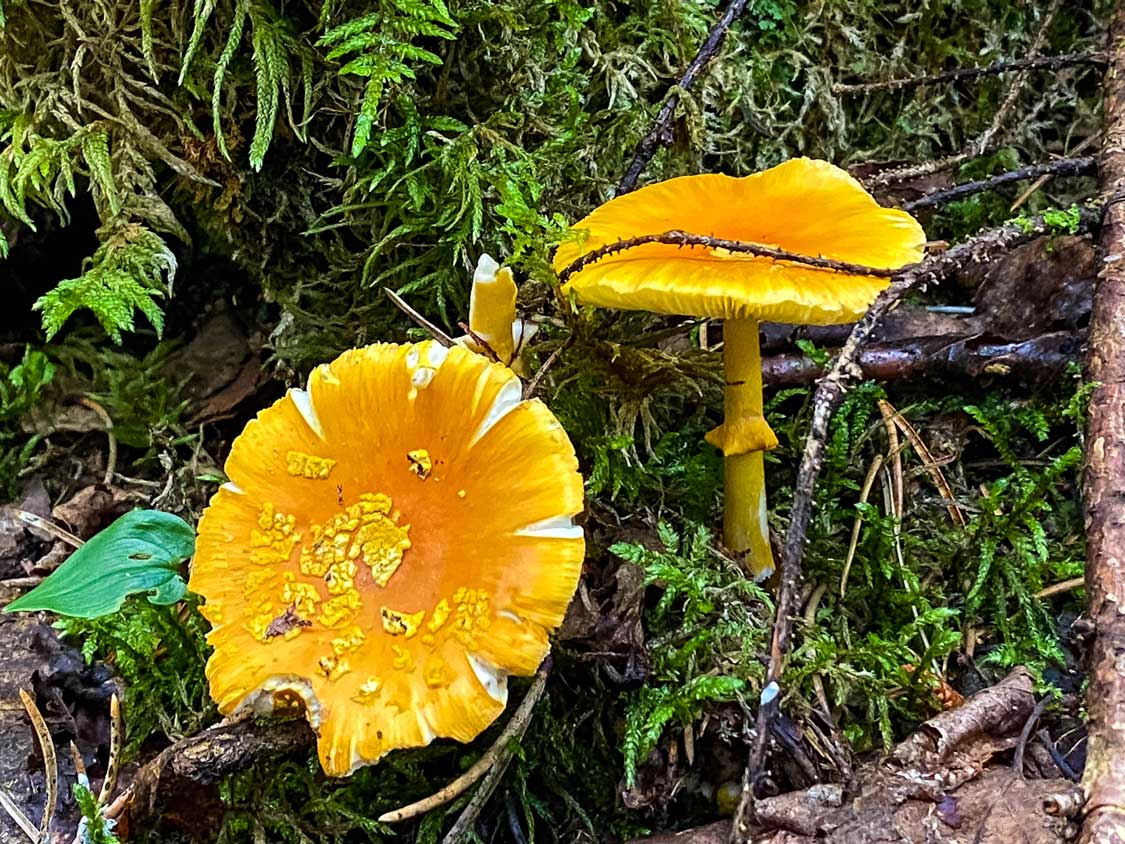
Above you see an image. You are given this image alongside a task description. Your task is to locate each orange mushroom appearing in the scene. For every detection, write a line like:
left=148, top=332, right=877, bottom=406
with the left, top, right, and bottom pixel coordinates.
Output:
left=456, top=254, right=538, bottom=374
left=189, top=341, right=584, bottom=775
left=554, top=158, right=925, bottom=576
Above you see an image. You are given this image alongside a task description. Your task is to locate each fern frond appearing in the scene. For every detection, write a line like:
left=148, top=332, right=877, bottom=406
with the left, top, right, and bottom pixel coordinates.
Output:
left=248, top=1, right=283, bottom=171
left=139, top=0, right=159, bottom=79
left=33, top=224, right=177, bottom=342
left=180, top=0, right=216, bottom=85
left=212, top=0, right=249, bottom=161
left=318, top=1, right=458, bottom=157
left=80, top=129, right=121, bottom=216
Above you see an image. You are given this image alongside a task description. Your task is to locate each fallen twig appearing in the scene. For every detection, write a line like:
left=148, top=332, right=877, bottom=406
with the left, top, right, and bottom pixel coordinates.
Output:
left=0, top=790, right=37, bottom=843
left=760, top=331, right=1084, bottom=386
left=618, top=0, right=751, bottom=194
left=77, top=397, right=116, bottom=486
left=1012, top=134, right=1101, bottom=212
left=1014, top=697, right=1052, bottom=778
left=972, top=1, right=1062, bottom=158
left=1035, top=576, right=1085, bottom=600
left=384, top=288, right=457, bottom=347
left=556, top=230, right=898, bottom=286
left=728, top=211, right=1099, bottom=844
left=380, top=662, right=550, bottom=824
left=438, top=666, right=550, bottom=843
left=523, top=334, right=576, bottom=400
left=904, top=157, right=1097, bottom=212
left=833, top=51, right=1106, bottom=95
left=14, top=510, right=83, bottom=548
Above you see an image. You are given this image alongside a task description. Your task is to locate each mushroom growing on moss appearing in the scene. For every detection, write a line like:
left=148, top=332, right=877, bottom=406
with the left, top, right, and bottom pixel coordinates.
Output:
left=456, top=254, right=538, bottom=375
left=553, top=158, right=925, bottom=576
left=189, top=341, right=584, bottom=775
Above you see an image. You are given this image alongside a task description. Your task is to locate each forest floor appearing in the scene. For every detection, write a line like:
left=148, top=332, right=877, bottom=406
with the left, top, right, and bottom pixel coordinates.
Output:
left=0, top=0, right=1121, bottom=842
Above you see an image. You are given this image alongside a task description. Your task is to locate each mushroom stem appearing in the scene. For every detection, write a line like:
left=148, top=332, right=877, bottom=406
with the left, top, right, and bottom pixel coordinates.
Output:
left=723, top=317, right=775, bottom=575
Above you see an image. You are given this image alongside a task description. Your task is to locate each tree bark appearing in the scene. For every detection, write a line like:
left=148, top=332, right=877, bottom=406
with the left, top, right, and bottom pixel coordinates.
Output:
left=1081, top=4, right=1125, bottom=842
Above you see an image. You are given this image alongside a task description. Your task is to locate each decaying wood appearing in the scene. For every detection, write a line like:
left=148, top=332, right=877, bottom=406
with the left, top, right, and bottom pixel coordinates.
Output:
left=730, top=210, right=1100, bottom=844
left=636, top=670, right=1082, bottom=844
left=1080, top=3, right=1125, bottom=843
left=103, top=716, right=314, bottom=830
left=761, top=330, right=1082, bottom=386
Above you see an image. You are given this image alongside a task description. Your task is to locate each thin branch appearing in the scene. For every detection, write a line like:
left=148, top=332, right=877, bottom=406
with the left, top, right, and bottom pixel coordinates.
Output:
left=15, top=510, right=83, bottom=548
left=972, top=0, right=1063, bottom=159
left=556, top=231, right=898, bottom=286
left=439, top=665, right=546, bottom=844
left=728, top=209, right=1100, bottom=844
left=868, top=9, right=1068, bottom=191
left=833, top=51, right=1106, bottom=95
left=0, top=790, right=38, bottom=843
left=904, top=157, right=1098, bottom=211
left=379, top=661, right=550, bottom=824
left=1035, top=576, right=1086, bottom=600
left=760, top=333, right=1084, bottom=389
left=1013, top=697, right=1052, bottom=778
left=384, top=289, right=457, bottom=347
left=523, top=334, right=577, bottom=400
left=618, top=0, right=751, bottom=194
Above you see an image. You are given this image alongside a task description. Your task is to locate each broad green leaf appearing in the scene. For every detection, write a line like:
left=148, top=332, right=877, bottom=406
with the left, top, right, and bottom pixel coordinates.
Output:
left=4, top=510, right=194, bottom=618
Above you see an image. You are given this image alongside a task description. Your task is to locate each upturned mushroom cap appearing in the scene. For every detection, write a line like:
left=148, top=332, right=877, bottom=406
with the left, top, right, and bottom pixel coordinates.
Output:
left=190, top=342, right=584, bottom=776
left=553, top=158, right=926, bottom=325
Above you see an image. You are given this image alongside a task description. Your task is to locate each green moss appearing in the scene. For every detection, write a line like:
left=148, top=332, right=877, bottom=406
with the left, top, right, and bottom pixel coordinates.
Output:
left=56, top=598, right=213, bottom=756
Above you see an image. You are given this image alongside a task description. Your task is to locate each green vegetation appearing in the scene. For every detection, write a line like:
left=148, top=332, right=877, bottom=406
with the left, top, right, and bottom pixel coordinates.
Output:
left=74, top=782, right=122, bottom=844
left=614, top=522, right=771, bottom=786
left=57, top=599, right=212, bottom=755
left=0, top=347, right=55, bottom=494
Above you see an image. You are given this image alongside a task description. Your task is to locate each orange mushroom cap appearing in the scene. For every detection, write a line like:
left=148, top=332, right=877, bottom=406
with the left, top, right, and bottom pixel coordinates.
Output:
left=189, top=342, right=584, bottom=776
left=553, top=158, right=926, bottom=325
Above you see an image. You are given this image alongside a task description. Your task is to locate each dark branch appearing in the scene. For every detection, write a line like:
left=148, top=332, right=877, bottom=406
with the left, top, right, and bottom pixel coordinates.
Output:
left=556, top=231, right=899, bottom=285
left=617, top=0, right=751, bottom=195
left=761, top=331, right=1083, bottom=386
left=833, top=51, right=1106, bottom=95
left=904, top=157, right=1098, bottom=212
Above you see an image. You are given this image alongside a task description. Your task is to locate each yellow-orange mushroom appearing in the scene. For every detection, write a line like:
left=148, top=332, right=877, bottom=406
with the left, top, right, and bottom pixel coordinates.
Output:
left=190, top=341, right=584, bottom=775
left=554, top=158, right=924, bottom=576
left=457, top=254, right=538, bottom=375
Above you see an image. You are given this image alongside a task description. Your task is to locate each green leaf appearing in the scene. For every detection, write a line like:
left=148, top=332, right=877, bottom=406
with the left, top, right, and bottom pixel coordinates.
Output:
left=4, top=510, right=194, bottom=618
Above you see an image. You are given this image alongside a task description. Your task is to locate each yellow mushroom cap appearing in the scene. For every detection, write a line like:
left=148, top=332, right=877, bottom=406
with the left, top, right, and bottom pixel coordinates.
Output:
left=189, top=342, right=584, bottom=776
left=553, top=158, right=926, bottom=325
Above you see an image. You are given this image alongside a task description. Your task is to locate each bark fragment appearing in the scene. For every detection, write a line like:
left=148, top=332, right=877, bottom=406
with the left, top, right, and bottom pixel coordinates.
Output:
left=1081, top=4, right=1125, bottom=841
